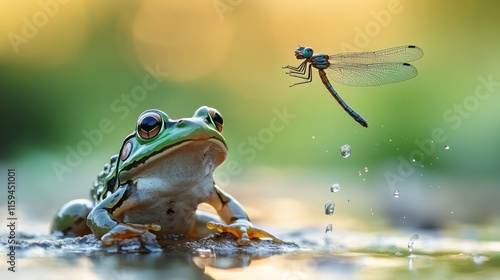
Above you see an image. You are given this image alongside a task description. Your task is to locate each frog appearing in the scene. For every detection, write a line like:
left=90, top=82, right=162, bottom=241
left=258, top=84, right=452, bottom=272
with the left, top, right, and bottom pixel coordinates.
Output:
left=51, top=106, right=282, bottom=249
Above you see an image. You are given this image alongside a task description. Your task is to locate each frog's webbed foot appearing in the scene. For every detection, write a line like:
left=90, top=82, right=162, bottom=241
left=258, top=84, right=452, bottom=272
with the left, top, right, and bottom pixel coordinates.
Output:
left=101, top=222, right=162, bottom=250
left=206, top=220, right=282, bottom=246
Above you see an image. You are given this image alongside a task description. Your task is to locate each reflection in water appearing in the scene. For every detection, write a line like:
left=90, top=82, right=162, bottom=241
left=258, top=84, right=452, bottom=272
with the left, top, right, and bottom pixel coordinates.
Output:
left=1, top=230, right=500, bottom=279
left=408, top=253, right=416, bottom=272
left=87, top=252, right=214, bottom=280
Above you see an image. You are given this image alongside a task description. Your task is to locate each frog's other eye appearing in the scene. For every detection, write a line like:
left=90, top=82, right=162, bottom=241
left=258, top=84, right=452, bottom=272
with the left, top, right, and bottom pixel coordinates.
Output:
left=207, top=108, right=223, bottom=133
left=137, top=111, right=163, bottom=139
left=120, top=140, right=133, bottom=161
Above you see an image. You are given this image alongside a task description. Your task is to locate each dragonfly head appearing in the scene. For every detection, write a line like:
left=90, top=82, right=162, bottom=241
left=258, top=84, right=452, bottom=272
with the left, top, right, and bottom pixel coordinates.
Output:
left=294, top=46, right=313, bottom=59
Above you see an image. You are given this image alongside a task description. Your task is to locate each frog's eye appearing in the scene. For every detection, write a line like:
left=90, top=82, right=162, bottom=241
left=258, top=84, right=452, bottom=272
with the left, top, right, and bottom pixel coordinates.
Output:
left=207, top=108, right=223, bottom=133
left=137, top=111, right=163, bottom=139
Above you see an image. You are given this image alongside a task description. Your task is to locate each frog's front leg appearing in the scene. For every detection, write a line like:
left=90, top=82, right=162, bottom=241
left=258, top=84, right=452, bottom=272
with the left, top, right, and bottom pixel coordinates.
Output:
left=205, top=185, right=282, bottom=246
left=87, top=183, right=161, bottom=249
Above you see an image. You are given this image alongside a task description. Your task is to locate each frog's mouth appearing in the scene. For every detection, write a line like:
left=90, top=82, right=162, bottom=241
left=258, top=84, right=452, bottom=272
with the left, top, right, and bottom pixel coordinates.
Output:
left=159, top=137, right=227, bottom=165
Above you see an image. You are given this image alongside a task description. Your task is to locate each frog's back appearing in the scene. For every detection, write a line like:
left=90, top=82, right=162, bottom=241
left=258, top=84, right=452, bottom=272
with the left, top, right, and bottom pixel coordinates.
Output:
left=91, top=155, right=119, bottom=203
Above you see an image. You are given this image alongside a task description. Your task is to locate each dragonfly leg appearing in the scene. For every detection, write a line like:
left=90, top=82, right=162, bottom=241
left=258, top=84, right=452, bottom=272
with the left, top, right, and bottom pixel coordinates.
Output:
left=283, top=61, right=307, bottom=74
left=288, top=64, right=313, bottom=87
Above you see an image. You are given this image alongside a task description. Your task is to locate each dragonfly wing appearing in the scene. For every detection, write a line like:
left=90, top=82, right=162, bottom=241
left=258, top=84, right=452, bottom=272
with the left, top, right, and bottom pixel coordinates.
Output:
left=328, top=62, right=418, bottom=87
left=329, top=45, right=423, bottom=64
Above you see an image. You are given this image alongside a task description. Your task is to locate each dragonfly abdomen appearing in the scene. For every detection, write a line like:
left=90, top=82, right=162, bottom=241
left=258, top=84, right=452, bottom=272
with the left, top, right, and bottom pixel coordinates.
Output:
left=318, top=69, right=369, bottom=127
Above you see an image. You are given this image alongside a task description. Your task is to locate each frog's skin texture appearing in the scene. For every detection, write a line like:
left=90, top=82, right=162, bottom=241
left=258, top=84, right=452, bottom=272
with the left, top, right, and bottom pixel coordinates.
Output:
left=51, top=106, right=281, bottom=248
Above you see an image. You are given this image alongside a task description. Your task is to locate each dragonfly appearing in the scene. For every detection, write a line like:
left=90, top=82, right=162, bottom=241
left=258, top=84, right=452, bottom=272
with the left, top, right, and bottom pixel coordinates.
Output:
left=283, top=45, right=423, bottom=127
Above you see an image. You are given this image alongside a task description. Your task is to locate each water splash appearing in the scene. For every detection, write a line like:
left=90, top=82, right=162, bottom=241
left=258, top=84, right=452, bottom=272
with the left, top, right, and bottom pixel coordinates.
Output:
left=393, top=190, right=400, bottom=198
left=325, top=224, right=333, bottom=233
left=408, top=234, right=419, bottom=252
left=339, top=144, right=351, bottom=158
left=325, top=201, right=335, bottom=215
left=330, top=183, right=340, bottom=193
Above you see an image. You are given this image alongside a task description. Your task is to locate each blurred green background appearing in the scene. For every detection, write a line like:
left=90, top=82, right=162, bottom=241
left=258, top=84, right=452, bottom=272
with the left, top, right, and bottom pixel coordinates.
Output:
left=1, top=0, right=499, bottom=235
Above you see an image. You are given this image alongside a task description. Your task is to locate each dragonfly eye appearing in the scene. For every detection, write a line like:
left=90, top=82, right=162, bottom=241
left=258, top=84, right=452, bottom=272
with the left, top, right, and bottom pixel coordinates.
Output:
left=302, top=47, right=313, bottom=58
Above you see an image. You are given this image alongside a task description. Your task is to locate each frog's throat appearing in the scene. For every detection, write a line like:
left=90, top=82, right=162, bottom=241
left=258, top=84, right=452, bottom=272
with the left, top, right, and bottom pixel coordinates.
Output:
left=118, top=137, right=227, bottom=183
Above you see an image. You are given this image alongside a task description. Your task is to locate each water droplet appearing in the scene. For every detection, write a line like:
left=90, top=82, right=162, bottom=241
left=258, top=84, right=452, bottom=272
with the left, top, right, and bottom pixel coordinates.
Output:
left=393, top=190, right=400, bottom=198
left=473, top=255, right=486, bottom=265
left=312, top=136, right=316, bottom=140
left=444, top=145, right=449, bottom=150
left=408, top=234, right=419, bottom=252
left=339, top=144, right=351, bottom=158
left=330, top=183, right=340, bottom=193
left=412, top=159, right=416, bottom=162
left=358, top=171, right=362, bottom=176
left=325, top=200, right=335, bottom=215
left=347, top=199, right=351, bottom=203
left=364, top=167, right=369, bottom=173
left=325, top=224, right=333, bottom=233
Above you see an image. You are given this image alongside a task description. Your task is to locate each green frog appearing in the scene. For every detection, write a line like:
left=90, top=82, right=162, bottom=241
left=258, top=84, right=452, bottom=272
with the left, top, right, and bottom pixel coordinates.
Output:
left=51, top=106, right=281, bottom=248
